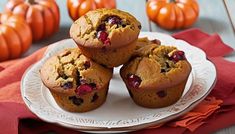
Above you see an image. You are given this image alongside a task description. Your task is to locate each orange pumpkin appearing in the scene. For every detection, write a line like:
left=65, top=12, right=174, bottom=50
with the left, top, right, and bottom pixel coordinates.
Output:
left=146, top=0, right=199, bottom=30
left=5, top=0, right=60, bottom=41
left=0, top=13, right=32, bottom=62
left=67, top=0, right=116, bottom=21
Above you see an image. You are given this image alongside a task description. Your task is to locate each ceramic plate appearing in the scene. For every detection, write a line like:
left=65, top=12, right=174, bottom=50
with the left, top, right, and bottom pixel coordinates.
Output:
left=21, top=32, right=216, bottom=133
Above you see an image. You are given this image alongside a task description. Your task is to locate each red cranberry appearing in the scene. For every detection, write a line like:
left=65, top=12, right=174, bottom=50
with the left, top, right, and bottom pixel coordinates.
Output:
left=107, top=16, right=121, bottom=25
left=97, top=31, right=110, bottom=45
left=156, top=90, right=167, bottom=98
left=127, top=74, right=142, bottom=88
left=75, top=83, right=96, bottom=96
left=62, top=82, right=73, bottom=89
left=84, top=61, right=90, bottom=69
left=104, top=38, right=111, bottom=45
left=169, top=51, right=186, bottom=63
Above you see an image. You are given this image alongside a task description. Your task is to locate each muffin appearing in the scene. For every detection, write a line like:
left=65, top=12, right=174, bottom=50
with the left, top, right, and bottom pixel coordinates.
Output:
left=40, top=48, right=113, bottom=112
left=120, top=44, right=191, bottom=108
left=136, top=37, right=161, bottom=50
left=70, top=8, right=141, bottom=67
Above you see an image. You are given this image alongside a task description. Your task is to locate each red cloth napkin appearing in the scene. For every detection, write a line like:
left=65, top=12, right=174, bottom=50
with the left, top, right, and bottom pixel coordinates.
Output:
left=0, top=28, right=234, bottom=134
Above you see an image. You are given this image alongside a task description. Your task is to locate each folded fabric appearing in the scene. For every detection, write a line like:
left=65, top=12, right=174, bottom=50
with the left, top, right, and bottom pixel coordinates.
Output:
left=0, top=28, right=234, bottom=134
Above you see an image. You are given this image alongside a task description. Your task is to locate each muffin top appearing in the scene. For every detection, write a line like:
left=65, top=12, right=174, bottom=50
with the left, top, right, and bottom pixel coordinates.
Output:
left=136, top=37, right=161, bottom=50
left=70, top=8, right=141, bottom=48
left=40, top=48, right=113, bottom=96
left=120, top=44, right=191, bottom=91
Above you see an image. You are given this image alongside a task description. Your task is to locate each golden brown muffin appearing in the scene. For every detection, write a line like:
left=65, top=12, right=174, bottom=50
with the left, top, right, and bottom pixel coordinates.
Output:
left=120, top=45, right=191, bottom=108
left=40, top=48, right=113, bottom=112
left=70, top=8, right=141, bottom=67
left=136, top=37, right=161, bottom=50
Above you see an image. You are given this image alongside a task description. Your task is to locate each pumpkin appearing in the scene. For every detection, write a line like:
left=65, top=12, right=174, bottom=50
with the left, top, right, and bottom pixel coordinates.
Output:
left=146, top=0, right=199, bottom=30
left=5, top=0, right=60, bottom=41
left=67, top=0, right=116, bottom=21
left=0, top=13, right=32, bottom=62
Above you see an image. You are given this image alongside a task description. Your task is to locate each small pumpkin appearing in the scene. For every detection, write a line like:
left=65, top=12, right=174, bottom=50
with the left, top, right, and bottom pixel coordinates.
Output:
left=67, top=0, right=116, bottom=21
left=146, top=0, right=199, bottom=30
left=5, top=0, right=60, bottom=41
left=0, top=13, right=32, bottom=62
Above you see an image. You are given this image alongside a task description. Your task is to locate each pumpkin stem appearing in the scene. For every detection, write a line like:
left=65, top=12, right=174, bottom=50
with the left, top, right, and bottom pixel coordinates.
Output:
left=26, top=0, right=36, bottom=4
left=169, top=0, right=175, bottom=3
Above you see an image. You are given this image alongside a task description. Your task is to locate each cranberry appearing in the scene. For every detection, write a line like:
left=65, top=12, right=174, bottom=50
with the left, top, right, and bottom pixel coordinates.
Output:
left=104, top=38, right=111, bottom=45
left=161, top=69, right=166, bottom=73
left=69, top=96, right=83, bottom=106
left=91, top=93, right=99, bottom=102
left=107, top=16, right=121, bottom=25
left=97, top=31, right=110, bottom=45
left=75, top=83, right=96, bottom=95
left=84, top=61, right=90, bottom=69
left=97, top=23, right=106, bottom=31
left=89, top=83, right=97, bottom=88
left=62, top=82, right=73, bottom=89
left=127, top=74, right=142, bottom=88
left=156, top=90, right=167, bottom=98
left=169, top=51, right=186, bottom=63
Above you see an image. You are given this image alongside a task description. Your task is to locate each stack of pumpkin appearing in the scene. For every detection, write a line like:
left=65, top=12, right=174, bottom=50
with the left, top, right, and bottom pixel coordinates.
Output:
left=0, top=0, right=60, bottom=62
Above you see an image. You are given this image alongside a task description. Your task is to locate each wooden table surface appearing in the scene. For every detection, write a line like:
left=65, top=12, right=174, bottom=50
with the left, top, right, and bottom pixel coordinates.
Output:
left=0, top=0, right=235, bottom=134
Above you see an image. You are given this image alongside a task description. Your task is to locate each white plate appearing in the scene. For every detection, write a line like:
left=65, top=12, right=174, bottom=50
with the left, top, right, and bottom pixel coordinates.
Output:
left=21, top=32, right=216, bottom=133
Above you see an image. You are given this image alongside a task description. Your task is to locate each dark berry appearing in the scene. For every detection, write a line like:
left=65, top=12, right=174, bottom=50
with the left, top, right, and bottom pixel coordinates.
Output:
left=97, top=23, right=106, bottom=31
left=160, top=69, right=166, bottom=73
left=62, top=82, right=73, bottom=89
left=138, top=25, right=142, bottom=29
left=150, top=39, right=161, bottom=45
left=89, top=83, right=97, bottom=88
left=127, top=74, right=142, bottom=89
left=75, top=83, right=94, bottom=95
left=84, top=61, right=90, bottom=70
left=91, top=93, right=99, bottom=102
left=107, top=16, right=122, bottom=25
left=166, top=62, right=170, bottom=68
left=69, top=96, right=83, bottom=106
left=169, top=51, right=186, bottom=63
left=61, top=74, right=68, bottom=79
left=156, top=90, right=167, bottom=98
left=76, top=71, right=81, bottom=86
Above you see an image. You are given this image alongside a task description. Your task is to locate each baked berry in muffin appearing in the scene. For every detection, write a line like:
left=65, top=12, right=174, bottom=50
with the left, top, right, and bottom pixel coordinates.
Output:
left=120, top=44, right=191, bottom=108
left=40, top=48, right=113, bottom=112
left=70, top=8, right=141, bottom=67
